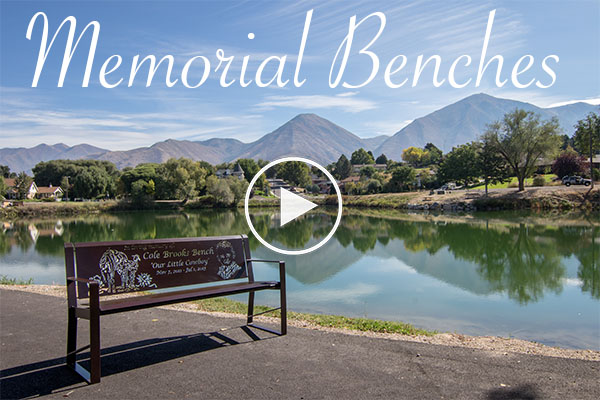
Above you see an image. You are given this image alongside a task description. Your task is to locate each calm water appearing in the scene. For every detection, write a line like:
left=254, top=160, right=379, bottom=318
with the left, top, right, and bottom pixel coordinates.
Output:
left=1, top=209, right=598, bottom=349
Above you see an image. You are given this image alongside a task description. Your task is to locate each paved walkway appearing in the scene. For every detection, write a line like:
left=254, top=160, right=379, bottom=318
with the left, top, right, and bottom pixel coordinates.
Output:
left=1, top=289, right=598, bottom=399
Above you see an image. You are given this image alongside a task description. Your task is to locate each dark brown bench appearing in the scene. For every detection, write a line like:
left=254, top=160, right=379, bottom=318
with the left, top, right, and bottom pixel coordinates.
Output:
left=64, top=235, right=286, bottom=384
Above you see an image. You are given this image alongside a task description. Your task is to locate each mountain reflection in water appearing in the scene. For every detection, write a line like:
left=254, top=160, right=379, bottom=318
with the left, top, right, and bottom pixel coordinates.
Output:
left=1, top=209, right=598, bottom=349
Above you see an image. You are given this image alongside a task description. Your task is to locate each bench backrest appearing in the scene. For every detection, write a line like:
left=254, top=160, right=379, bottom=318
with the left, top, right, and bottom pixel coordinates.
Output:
left=65, top=235, right=253, bottom=299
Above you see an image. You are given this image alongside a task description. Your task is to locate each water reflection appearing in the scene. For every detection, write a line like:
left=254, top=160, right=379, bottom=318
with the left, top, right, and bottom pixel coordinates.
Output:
left=1, top=210, right=597, bottom=305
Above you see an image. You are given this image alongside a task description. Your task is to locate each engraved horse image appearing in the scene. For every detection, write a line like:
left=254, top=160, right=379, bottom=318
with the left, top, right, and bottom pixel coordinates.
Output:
left=99, top=249, right=141, bottom=292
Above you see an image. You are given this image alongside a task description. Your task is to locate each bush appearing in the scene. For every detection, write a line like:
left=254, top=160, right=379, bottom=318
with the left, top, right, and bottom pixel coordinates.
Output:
left=532, top=176, right=545, bottom=187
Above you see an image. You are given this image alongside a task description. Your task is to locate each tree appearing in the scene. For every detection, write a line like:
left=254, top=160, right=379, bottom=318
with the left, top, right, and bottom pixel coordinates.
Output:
left=438, top=143, right=480, bottom=187
left=60, top=176, right=72, bottom=200
left=386, top=166, right=416, bottom=192
left=477, top=141, right=511, bottom=195
left=334, top=154, right=352, bottom=179
left=14, top=172, right=33, bottom=199
left=375, top=154, right=388, bottom=165
left=359, top=166, right=376, bottom=179
left=365, top=179, right=382, bottom=194
left=206, top=175, right=234, bottom=206
left=33, top=159, right=120, bottom=199
left=552, top=151, right=586, bottom=178
left=158, top=158, right=210, bottom=200
left=236, top=159, right=259, bottom=183
left=277, top=161, right=311, bottom=187
left=350, top=148, right=375, bottom=165
left=0, top=165, right=10, bottom=178
left=423, top=143, right=443, bottom=166
left=573, top=111, right=599, bottom=188
left=401, top=147, right=427, bottom=167
left=0, top=176, right=6, bottom=199
left=482, top=109, right=561, bottom=191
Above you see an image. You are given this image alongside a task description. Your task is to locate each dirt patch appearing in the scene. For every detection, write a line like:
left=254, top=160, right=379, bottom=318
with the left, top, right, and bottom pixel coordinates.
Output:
left=3, top=284, right=598, bottom=362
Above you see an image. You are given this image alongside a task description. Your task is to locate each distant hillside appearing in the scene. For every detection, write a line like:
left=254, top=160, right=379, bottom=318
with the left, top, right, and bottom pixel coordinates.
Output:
left=375, top=93, right=597, bottom=160
left=0, top=143, right=107, bottom=174
left=2, top=94, right=596, bottom=173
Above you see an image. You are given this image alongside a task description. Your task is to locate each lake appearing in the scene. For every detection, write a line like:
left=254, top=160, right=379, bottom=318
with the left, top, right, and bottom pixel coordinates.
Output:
left=1, top=209, right=598, bottom=349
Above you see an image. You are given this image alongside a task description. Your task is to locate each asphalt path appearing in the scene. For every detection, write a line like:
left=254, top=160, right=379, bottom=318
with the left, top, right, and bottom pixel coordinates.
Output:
left=1, top=289, right=598, bottom=399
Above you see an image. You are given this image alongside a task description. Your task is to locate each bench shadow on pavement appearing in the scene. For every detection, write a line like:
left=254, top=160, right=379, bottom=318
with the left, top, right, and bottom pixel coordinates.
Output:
left=0, top=325, right=269, bottom=399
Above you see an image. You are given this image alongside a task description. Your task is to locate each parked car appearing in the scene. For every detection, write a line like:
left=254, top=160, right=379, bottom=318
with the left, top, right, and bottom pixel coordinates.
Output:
left=562, top=176, right=591, bottom=186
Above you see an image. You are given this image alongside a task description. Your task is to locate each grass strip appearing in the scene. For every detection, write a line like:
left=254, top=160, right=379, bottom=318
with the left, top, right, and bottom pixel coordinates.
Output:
left=193, top=297, right=434, bottom=336
left=0, top=275, right=34, bottom=285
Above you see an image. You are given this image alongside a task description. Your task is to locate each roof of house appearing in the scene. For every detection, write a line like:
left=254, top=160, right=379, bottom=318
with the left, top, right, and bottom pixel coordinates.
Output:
left=37, top=186, right=64, bottom=194
left=4, top=178, right=16, bottom=187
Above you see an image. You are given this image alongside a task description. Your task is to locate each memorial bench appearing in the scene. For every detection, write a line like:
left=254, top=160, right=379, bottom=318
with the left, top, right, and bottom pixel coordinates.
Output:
left=64, top=235, right=286, bottom=384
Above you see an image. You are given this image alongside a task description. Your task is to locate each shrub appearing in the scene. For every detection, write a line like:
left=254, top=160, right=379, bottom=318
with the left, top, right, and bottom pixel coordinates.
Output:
left=532, top=175, right=545, bottom=187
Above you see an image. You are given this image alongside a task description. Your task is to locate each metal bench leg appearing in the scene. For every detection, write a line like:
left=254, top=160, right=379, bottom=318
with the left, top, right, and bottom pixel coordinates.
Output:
left=89, top=287, right=101, bottom=384
left=247, top=291, right=255, bottom=324
left=279, top=261, right=287, bottom=335
left=66, top=307, right=77, bottom=367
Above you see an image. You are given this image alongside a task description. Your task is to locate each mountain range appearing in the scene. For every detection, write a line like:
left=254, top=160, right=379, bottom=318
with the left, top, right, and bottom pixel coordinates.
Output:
left=1, top=93, right=596, bottom=173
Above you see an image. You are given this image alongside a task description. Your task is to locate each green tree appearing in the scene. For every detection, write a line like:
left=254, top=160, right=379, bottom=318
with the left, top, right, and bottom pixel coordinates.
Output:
left=0, top=176, right=6, bottom=199
left=277, top=161, right=311, bottom=187
left=477, top=141, right=511, bottom=195
left=482, top=109, right=561, bottom=191
left=386, top=166, right=416, bottom=192
left=14, top=172, right=33, bottom=199
left=438, top=143, right=480, bottom=187
left=359, top=166, right=377, bottom=179
left=375, top=153, right=388, bottom=165
left=350, top=148, right=375, bottom=165
left=236, top=159, right=259, bottom=183
left=573, top=111, right=599, bottom=188
left=0, top=165, right=10, bottom=178
left=423, top=143, right=443, bottom=166
left=334, top=154, right=352, bottom=179
left=60, top=176, right=72, bottom=200
left=206, top=175, right=234, bottom=206
left=158, top=158, right=210, bottom=200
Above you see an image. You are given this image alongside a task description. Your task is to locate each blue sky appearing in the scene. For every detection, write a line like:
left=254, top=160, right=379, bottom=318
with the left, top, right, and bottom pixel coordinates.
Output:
left=1, top=0, right=599, bottom=150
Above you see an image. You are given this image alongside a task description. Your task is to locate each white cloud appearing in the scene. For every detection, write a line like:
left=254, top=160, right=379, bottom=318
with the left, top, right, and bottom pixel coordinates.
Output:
left=256, top=92, right=376, bottom=112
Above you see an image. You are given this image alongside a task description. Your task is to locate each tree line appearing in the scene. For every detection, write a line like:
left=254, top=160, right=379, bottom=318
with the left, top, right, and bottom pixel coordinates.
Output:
left=1, top=109, right=598, bottom=202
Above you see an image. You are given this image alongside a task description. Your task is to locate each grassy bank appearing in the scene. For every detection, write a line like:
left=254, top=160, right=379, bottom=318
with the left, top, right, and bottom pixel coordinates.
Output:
left=2, top=187, right=597, bottom=221
left=193, top=297, right=434, bottom=336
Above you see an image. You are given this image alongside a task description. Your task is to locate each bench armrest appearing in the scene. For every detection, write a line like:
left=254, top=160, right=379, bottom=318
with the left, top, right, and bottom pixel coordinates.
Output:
left=246, top=259, right=286, bottom=281
left=67, top=276, right=100, bottom=286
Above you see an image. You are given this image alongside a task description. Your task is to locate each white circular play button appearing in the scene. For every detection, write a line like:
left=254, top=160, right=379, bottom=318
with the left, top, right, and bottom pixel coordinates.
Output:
left=244, top=157, right=343, bottom=256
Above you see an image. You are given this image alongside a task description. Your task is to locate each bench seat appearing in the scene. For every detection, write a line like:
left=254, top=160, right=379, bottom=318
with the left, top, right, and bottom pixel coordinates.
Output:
left=96, top=280, right=280, bottom=314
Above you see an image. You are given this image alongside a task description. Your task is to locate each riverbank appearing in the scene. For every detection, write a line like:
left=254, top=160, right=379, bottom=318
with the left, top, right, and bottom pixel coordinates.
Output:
left=2, top=284, right=598, bottom=361
left=1, top=186, right=598, bottom=220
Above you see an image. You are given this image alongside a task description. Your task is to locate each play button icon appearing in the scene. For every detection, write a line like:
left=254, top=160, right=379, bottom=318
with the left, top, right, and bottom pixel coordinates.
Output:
left=244, top=157, right=343, bottom=256
left=280, top=188, right=318, bottom=227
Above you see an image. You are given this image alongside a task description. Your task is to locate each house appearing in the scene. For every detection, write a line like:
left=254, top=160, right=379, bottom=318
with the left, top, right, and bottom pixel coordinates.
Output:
left=3, top=178, right=38, bottom=199
left=36, top=185, right=64, bottom=200
left=310, top=175, right=333, bottom=194
left=215, top=163, right=245, bottom=180
left=352, top=164, right=387, bottom=174
left=338, top=176, right=361, bottom=193
left=267, top=178, right=291, bottom=197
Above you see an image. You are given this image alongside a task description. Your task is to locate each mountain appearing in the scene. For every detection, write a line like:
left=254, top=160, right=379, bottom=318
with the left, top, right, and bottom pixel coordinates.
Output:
left=376, top=93, right=597, bottom=160
left=94, top=139, right=229, bottom=169
left=2, top=94, right=596, bottom=173
left=0, top=143, right=107, bottom=174
left=235, top=113, right=366, bottom=164
left=362, top=135, right=390, bottom=153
